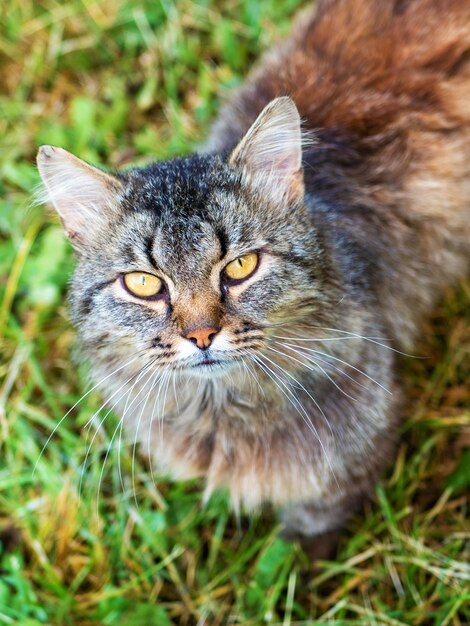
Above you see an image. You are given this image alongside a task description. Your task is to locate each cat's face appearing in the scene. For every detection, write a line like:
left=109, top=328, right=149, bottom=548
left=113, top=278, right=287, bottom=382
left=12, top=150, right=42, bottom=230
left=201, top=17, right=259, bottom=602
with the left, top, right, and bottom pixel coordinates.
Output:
left=70, top=154, right=325, bottom=379
left=37, top=98, right=332, bottom=381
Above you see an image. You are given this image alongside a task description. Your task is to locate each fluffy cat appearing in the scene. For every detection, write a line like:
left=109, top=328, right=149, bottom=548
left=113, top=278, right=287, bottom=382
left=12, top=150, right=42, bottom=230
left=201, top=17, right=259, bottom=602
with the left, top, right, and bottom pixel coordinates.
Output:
left=37, top=0, right=470, bottom=558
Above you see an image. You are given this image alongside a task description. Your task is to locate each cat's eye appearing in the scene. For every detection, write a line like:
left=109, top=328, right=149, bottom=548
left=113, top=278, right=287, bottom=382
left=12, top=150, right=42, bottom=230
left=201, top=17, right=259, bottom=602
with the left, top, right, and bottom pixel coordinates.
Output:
left=122, top=272, right=163, bottom=298
left=224, top=252, right=258, bottom=282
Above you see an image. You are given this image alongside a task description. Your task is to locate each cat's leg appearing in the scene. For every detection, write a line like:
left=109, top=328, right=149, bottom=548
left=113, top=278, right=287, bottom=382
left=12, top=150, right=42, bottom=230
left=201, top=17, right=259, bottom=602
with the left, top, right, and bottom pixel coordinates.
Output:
left=280, top=492, right=366, bottom=561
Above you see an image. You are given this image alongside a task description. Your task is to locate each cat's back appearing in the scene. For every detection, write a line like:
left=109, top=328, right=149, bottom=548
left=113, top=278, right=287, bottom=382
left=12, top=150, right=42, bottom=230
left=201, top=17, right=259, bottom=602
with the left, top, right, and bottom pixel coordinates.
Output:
left=208, top=0, right=470, bottom=151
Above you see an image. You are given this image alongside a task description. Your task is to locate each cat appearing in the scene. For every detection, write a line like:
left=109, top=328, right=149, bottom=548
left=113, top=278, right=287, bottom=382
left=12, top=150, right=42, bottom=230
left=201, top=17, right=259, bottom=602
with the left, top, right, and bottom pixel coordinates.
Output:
left=36, top=0, right=470, bottom=559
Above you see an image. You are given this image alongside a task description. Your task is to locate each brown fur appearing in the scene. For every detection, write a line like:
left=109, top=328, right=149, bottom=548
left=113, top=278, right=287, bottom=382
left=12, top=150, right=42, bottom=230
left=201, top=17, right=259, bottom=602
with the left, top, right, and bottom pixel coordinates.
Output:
left=208, top=0, right=470, bottom=345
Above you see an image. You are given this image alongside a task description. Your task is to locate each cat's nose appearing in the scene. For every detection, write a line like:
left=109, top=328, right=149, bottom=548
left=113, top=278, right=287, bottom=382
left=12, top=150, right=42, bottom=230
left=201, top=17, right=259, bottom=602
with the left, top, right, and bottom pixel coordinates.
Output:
left=184, top=326, right=220, bottom=350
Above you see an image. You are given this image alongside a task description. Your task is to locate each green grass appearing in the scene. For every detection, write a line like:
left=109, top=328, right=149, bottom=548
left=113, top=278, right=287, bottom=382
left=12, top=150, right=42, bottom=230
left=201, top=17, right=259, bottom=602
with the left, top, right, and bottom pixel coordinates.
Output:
left=0, top=1, right=469, bottom=624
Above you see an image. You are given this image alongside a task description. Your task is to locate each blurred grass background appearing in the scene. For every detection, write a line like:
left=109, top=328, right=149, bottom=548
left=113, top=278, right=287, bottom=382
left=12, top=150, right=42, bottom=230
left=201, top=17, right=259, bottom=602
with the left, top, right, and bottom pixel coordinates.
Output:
left=0, top=0, right=469, bottom=624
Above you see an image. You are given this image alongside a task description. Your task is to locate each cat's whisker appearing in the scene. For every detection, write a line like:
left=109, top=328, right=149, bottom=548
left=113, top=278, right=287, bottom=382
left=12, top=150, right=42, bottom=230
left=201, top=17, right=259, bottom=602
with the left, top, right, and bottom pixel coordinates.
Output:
left=268, top=337, right=349, bottom=382
left=149, top=366, right=174, bottom=478
left=172, top=370, right=180, bottom=416
left=82, top=354, right=172, bottom=433
left=115, top=359, right=160, bottom=495
left=145, top=369, right=166, bottom=488
left=265, top=342, right=358, bottom=403
left=79, top=359, right=155, bottom=501
left=114, top=358, right=178, bottom=495
left=274, top=335, right=381, bottom=342
left=95, top=361, right=162, bottom=509
left=146, top=366, right=172, bottom=487
left=237, top=349, right=272, bottom=401
left=299, top=351, right=370, bottom=391
left=131, top=368, right=166, bottom=506
left=244, top=360, right=257, bottom=398
left=237, top=360, right=249, bottom=396
left=160, top=368, right=173, bottom=428
left=251, top=351, right=338, bottom=486
left=270, top=338, right=391, bottom=395
left=272, top=339, right=372, bottom=393
left=249, top=359, right=267, bottom=400
left=173, top=367, right=184, bottom=419
left=252, top=353, right=338, bottom=487
left=240, top=357, right=258, bottom=401
left=255, top=350, right=333, bottom=438
left=226, top=361, right=239, bottom=396
left=83, top=362, right=149, bottom=433
left=138, top=364, right=174, bottom=489
left=78, top=361, right=154, bottom=497
left=272, top=326, right=419, bottom=358
left=33, top=352, right=143, bottom=475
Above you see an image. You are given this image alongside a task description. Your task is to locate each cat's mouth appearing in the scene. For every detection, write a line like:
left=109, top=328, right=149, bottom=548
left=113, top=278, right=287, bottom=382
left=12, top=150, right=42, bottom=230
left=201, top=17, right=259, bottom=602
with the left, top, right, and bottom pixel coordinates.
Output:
left=188, top=355, right=235, bottom=378
left=193, top=357, right=222, bottom=370
left=199, top=357, right=220, bottom=366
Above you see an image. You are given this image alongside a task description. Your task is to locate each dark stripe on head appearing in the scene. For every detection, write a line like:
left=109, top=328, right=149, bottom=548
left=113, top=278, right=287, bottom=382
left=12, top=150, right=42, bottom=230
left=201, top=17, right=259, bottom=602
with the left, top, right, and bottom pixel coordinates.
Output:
left=145, top=236, right=160, bottom=271
left=216, top=227, right=229, bottom=260
left=79, top=279, right=115, bottom=316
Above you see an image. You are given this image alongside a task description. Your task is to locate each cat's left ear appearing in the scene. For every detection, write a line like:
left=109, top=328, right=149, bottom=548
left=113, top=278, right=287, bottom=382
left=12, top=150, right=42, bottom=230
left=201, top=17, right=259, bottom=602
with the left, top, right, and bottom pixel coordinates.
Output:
left=229, top=96, right=304, bottom=204
left=36, top=145, right=122, bottom=248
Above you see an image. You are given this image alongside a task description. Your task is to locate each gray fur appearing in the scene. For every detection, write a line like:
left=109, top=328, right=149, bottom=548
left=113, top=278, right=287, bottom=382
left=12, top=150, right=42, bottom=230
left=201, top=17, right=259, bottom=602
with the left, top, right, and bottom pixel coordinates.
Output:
left=36, top=0, right=470, bottom=554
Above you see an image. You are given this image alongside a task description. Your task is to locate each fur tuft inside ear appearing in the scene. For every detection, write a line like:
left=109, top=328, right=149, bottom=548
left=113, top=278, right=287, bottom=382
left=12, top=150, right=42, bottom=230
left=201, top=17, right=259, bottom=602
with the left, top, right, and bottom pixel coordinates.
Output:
left=229, top=96, right=307, bottom=203
left=36, top=146, right=122, bottom=247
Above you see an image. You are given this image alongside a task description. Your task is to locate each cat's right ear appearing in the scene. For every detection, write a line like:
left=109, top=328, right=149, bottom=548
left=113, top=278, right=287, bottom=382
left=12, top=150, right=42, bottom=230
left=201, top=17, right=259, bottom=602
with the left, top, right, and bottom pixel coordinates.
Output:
left=36, top=146, right=122, bottom=248
left=228, top=96, right=305, bottom=204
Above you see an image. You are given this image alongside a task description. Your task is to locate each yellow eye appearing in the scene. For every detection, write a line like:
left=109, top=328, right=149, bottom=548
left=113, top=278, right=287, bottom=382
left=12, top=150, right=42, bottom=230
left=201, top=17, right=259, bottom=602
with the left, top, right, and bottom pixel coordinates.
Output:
left=224, top=252, right=258, bottom=281
left=123, top=272, right=163, bottom=298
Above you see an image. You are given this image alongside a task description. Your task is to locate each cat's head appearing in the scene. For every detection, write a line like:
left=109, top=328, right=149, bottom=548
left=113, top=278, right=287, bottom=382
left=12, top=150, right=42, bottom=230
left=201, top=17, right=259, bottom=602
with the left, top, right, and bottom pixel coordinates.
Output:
left=37, top=97, right=335, bottom=381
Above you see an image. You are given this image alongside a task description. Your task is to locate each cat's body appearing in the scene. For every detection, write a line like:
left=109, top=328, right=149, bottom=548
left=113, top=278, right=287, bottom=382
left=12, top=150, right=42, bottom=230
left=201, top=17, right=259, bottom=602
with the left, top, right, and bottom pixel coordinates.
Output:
left=37, top=0, right=470, bottom=555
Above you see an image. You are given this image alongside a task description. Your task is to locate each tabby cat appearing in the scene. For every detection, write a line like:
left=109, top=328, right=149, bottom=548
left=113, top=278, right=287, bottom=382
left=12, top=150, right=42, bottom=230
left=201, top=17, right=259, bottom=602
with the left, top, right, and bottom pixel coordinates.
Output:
left=37, top=0, right=470, bottom=558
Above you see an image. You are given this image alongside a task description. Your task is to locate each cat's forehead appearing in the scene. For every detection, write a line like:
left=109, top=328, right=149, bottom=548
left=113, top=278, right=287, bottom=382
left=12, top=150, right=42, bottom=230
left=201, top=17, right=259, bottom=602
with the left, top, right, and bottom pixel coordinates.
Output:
left=125, top=154, right=235, bottom=217
left=153, top=217, right=223, bottom=279
left=119, top=154, right=252, bottom=279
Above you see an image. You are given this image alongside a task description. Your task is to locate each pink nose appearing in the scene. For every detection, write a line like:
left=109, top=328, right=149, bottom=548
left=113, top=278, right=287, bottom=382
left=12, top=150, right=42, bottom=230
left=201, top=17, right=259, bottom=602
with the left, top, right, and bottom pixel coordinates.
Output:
left=184, top=326, right=219, bottom=350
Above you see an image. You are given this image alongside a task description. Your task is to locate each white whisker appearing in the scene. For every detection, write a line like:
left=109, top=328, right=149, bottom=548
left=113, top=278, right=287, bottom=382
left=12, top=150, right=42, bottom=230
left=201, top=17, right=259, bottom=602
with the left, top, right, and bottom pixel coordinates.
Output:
left=131, top=368, right=165, bottom=505
left=33, top=353, right=142, bottom=475
left=79, top=359, right=154, bottom=500
left=79, top=366, right=147, bottom=498
left=265, top=342, right=358, bottom=403
left=272, top=327, right=418, bottom=357
left=272, top=339, right=392, bottom=395
left=251, top=351, right=338, bottom=487
left=256, top=350, right=333, bottom=437
left=146, top=366, right=172, bottom=487
left=95, top=361, right=160, bottom=508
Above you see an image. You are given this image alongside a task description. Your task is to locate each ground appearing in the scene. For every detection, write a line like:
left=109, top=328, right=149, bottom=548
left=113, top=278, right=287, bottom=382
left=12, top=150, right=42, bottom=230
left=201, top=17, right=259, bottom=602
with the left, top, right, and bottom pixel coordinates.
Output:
left=0, top=0, right=469, bottom=624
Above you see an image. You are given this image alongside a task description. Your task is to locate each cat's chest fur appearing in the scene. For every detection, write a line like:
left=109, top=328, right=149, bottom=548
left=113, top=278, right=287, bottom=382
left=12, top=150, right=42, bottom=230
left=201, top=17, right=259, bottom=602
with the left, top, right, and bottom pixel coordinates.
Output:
left=150, top=380, right=335, bottom=509
left=109, top=360, right=397, bottom=510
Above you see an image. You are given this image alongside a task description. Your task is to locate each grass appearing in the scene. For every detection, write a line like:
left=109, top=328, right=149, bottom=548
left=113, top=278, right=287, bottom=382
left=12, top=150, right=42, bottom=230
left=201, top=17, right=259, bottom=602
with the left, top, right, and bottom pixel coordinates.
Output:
left=0, top=0, right=469, bottom=623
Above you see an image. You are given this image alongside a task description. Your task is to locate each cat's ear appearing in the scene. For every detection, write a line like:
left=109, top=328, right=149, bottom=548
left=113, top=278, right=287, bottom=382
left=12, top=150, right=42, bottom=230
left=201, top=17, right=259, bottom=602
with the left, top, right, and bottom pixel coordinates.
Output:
left=229, top=96, right=304, bottom=203
left=36, top=145, right=122, bottom=247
